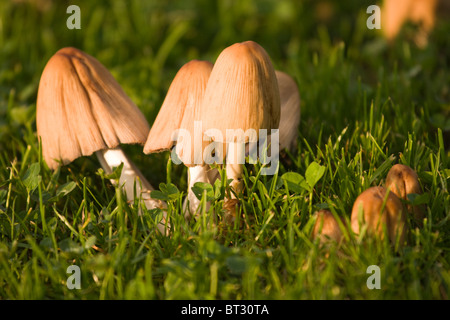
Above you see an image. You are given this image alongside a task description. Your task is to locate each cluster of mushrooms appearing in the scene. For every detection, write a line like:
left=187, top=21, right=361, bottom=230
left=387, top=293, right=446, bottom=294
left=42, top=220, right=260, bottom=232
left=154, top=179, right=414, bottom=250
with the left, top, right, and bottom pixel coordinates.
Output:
left=36, top=41, right=300, bottom=233
left=36, top=41, right=424, bottom=245
left=312, top=163, right=425, bottom=247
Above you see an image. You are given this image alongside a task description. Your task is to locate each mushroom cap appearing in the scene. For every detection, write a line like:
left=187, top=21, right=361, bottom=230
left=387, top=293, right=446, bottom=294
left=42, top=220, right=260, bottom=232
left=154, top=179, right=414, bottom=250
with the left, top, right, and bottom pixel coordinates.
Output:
left=385, top=163, right=425, bottom=223
left=351, top=186, right=407, bottom=244
left=36, top=47, right=150, bottom=170
left=143, top=60, right=213, bottom=158
left=200, top=41, right=280, bottom=147
left=276, top=70, right=301, bottom=152
left=312, top=209, right=343, bottom=243
left=385, top=164, right=422, bottom=199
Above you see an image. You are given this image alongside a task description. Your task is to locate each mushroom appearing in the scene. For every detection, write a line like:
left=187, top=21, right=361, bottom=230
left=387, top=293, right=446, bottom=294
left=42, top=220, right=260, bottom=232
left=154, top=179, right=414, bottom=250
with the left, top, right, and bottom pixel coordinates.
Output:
left=36, top=47, right=165, bottom=228
left=311, top=209, right=344, bottom=244
left=195, top=41, right=281, bottom=221
left=350, top=186, right=407, bottom=245
left=385, top=164, right=425, bottom=225
left=143, top=60, right=214, bottom=217
left=382, top=0, right=438, bottom=47
left=276, top=70, right=301, bottom=153
left=201, top=70, right=299, bottom=204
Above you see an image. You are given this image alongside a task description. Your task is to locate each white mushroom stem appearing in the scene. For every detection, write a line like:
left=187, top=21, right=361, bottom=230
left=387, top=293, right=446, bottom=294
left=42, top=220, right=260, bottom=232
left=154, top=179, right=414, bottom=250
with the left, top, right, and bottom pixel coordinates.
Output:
left=226, top=141, right=245, bottom=198
left=96, top=148, right=153, bottom=202
left=184, top=165, right=211, bottom=218
left=95, top=147, right=167, bottom=234
left=182, top=140, right=246, bottom=220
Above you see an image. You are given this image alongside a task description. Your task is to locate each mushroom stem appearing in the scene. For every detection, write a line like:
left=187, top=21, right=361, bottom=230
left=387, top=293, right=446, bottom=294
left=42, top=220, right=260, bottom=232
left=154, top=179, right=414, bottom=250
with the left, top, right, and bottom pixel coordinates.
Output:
left=96, top=148, right=153, bottom=199
left=226, top=141, right=245, bottom=198
left=184, top=165, right=211, bottom=218
left=95, top=147, right=167, bottom=233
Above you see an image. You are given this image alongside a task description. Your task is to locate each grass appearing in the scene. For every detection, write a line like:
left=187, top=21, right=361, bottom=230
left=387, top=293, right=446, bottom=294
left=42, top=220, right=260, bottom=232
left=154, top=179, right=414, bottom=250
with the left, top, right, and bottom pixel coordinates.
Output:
left=0, top=0, right=449, bottom=300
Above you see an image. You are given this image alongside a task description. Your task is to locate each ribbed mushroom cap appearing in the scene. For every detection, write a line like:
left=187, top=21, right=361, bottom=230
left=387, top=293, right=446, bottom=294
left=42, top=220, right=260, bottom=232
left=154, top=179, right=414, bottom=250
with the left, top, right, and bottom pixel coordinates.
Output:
left=200, top=41, right=280, bottom=151
left=385, top=164, right=425, bottom=223
left=351, top=186, right=407, bottom=244
left=276, top=70, right=300, bottom=152
left=144, top=60, right=213, bottom=158
left=36, top=47, right=150, bottom=170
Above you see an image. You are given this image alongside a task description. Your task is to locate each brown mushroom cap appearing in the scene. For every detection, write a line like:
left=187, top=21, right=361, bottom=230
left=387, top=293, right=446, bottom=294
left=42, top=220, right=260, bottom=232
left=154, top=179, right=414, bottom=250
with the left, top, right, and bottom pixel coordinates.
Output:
left=276, top=70, right=301, bottom=152
left=351, top=186, right=407, bottom=245
left=385, top=164, right=422, bottom=197
left=143, top=60, right=213, bottom=160
left=312, top=209, right=344, bottom=243
left=385, top=164, right=425, bottom=223
left=36, top=47, right=150, bottom=170
left=199, top=41, right=280, bottom=154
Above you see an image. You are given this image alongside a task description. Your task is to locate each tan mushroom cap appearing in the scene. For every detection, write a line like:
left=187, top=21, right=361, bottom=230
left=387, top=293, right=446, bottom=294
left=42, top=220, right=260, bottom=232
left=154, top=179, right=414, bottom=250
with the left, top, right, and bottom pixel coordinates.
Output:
left=312, top=209, right=344, bottom=243
left=385, top=164, right=425, bottom=223
left=276, top=70, right=300, bottom=152
left=199, top=41, right=280, bottom=158
left=36, top=47, right=150, bottom=170
left=351, top=186, right=407, bottom=245
left=144, top=60, right=213, bottom=160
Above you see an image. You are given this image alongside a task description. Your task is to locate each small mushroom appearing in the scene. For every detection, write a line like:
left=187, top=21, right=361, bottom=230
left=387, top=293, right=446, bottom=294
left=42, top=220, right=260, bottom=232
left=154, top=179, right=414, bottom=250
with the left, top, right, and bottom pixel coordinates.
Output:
left=385, top=164, right=425, bottom=225
left=276, top=70, right=301, bottom=153
left=351, top=186, right=407, bottom=245
left=312, top=209, right=344, bottom=244
left=196, top=41, right=280, bottom=221
left=36, top=47, right=165, bottom=227
left=143, top=60, right=214, bottom=217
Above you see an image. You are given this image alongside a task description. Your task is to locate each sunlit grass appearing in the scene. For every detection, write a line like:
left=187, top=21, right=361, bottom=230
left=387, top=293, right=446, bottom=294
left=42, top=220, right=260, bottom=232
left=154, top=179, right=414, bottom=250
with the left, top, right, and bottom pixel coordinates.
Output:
left=0, top=0, right=449, bottom=300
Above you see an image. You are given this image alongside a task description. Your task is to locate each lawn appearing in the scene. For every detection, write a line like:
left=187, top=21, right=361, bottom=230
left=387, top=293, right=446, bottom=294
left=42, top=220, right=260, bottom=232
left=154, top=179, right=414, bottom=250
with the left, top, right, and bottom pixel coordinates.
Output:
left=0, top=0, right=449, bottom=301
